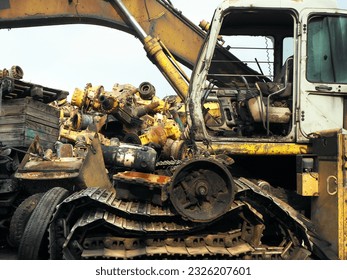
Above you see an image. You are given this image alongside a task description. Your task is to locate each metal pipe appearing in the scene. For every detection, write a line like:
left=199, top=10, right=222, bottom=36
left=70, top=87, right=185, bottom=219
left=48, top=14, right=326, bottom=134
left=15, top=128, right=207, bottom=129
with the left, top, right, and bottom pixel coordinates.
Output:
left=111, top=0, right=147, bottom=41
left=110, top=0, right=188, bottom=102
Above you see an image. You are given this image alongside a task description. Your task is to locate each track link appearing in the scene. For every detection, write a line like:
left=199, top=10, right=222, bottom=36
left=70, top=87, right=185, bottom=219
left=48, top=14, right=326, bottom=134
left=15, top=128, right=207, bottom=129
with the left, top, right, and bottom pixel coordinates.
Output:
left=46, top=177, right=338, bottom=260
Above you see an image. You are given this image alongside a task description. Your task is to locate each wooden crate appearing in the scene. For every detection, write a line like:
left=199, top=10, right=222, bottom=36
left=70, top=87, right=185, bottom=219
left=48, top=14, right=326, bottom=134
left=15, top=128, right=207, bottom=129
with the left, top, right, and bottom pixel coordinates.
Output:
left=0, top=97, right=60, bottom=149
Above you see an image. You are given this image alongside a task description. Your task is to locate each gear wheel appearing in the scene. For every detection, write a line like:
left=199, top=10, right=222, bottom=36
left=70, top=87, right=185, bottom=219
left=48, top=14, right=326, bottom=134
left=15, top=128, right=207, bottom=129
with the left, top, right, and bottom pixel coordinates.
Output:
left=169, top=158, right=235, bottom=222
left=71, top=88, right=87, bottom=109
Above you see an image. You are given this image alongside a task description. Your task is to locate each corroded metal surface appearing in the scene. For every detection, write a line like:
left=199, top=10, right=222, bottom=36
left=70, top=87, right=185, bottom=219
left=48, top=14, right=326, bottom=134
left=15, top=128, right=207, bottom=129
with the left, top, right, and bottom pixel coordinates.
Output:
left=48, top=178, right=326, bottom=260
left=169, top=157, right=235, bottom=222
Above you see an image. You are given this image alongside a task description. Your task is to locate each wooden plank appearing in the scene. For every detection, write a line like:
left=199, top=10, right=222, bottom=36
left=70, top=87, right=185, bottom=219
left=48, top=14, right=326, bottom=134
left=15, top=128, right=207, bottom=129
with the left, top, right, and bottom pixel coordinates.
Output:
left=0, top=131, right=25, bottom=140
left=0, top=140, right=25, bottom=147
left=26, top=98, right=58, bottom=113
left=24, top=133, right=58, bottom=149
left=24, top=132, right=59, bottom=144
left=0, top=112, right=59, bottom=128
left=26, top=115, right=60, bottom=129
left=0, top=97, right=60, bottom=148
left=0, top=124, right=25, bottom=133
left=26, top=103, right=60, bottom=127
left=0, top=103, right=25, bottom=116
left=0, top=131, right=25, bottom=147
left=0, top=115, right=26, bottom=125
left=1, top=97, right=59, bottom=120
left=26, top=101, right=59, bottom=116
left=26, top=119, right=60, bottom=134
left=26, top=106, right=59, bottom=122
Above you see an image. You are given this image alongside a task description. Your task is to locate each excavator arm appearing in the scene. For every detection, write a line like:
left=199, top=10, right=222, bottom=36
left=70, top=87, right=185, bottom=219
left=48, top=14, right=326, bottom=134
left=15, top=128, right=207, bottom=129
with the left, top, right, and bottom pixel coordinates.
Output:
left=0, top=0, right=204, bottom=69
left=0, top=0, right=259, bottom=93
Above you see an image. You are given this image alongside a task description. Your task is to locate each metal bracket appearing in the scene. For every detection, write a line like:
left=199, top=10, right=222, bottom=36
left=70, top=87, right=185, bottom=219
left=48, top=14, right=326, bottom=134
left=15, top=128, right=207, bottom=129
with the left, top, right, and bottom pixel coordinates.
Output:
left=326, top=175, right=337, bottom=196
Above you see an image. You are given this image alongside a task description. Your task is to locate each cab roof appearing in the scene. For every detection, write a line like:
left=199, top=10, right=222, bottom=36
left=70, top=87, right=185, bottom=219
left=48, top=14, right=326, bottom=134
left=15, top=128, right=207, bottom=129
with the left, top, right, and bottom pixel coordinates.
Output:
left=218, top=0, right=337, bottom=11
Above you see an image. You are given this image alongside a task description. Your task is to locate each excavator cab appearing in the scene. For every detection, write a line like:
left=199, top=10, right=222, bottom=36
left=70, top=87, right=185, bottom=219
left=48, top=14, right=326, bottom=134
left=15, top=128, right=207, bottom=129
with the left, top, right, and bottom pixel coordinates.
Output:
left=189, top=1, right=297, bottom=141
left=189, top=0, right=347, bottom=146
left=190, top=1, right=346, bottom=143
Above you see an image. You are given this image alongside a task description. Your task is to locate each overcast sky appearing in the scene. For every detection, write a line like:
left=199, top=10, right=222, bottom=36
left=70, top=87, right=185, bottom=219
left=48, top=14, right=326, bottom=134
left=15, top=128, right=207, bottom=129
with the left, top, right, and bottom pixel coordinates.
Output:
left=0, top=1, right=220, bottom=99
left=1, top=0, right=346, bottom=99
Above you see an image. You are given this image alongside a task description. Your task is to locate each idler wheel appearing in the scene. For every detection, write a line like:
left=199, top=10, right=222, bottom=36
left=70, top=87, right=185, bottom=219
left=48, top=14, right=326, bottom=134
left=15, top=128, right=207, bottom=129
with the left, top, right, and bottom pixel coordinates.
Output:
left=169, top=158, right=235, bottom=223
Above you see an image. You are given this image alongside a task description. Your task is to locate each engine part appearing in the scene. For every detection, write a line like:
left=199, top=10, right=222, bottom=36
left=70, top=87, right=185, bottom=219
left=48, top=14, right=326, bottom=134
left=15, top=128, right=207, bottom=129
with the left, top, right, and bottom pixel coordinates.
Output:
left=71, top=113, right=95, bottom=130
left=0, top=65, right=23, bottom=79
left=139, top=125, right=167, bottom=146
left=122, top=133, right=142, bottom=144
left=138, top=81, right=156, bottom=100
left=136, top=101, right=160, bottom=118
left=248, top=96, right=291, bottom=123
left=139, top=120, right=181, bottom=147
left=102, top=140, right=157, bottom=172
left=161, top=139, right=188, bottom=160
left=169, top=157, right=235, bottom=222
left=71, top=88, right=87, bottom=109
left=98, top=88, right=143, bottom=127
left=71, top=84, right=104, bottom=111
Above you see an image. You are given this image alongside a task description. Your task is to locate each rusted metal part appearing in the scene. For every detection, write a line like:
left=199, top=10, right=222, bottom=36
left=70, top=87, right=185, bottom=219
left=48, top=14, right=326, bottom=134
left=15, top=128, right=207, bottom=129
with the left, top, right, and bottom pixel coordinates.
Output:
left=169, top=157, right=235, bottom=223
left=138, top=82, right=156, bottom=100
left=63, top=81, right=184, bottom=160
left=113, top=171, right=171, bottom=205
left=71, top=113, right=94, bottom=131
left=60, top=187, right=175, bottom=218
left=202, top=142, right=310, bottom=156
left=97, top=84, right=143, bottom=127
left=136, top=101, right=160, bottom=118
left=77, top=134, right=113, bottom=190
left=0, top=65, right=23, bottom=79
left=139, top=125, right=167, bottom=146
left=15, top=159, right=82, bottom=180
left=47, top=184, right=309, bottom=260
left=15, top=134, right=113, bottom=190
left=71, top=84, right=104, bottom=111
left=79, top=230, right=257, bottom=259
left=102, top=141, right=157, bottom=172
left=0, top=77, right=68, bottom=102
left=161, top=139, right=188, bottom=160
left=235, top=177, right=338, bottom=259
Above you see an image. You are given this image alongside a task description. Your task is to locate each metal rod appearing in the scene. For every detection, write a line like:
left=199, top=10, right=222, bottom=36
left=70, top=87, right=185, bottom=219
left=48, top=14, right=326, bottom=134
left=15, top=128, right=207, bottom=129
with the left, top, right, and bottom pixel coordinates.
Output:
left=111, top=0, right=147, bottom=41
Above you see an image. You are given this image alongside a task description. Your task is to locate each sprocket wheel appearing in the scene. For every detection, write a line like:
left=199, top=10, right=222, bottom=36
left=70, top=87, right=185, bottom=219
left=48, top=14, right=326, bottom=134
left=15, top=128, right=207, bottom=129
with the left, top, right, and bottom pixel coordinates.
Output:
left=169, top=158, right=235, bottom=223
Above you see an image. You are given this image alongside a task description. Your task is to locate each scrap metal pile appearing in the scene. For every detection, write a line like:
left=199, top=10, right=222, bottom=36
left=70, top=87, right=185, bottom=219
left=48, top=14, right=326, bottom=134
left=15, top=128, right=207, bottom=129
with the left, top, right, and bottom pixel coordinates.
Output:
left=0, top=65, right=327, bottom=260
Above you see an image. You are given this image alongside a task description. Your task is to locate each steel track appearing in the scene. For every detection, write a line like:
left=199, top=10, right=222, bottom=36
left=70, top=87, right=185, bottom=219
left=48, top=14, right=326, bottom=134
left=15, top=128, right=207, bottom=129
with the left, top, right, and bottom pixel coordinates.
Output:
left=48, top=177, right=330, bottom=260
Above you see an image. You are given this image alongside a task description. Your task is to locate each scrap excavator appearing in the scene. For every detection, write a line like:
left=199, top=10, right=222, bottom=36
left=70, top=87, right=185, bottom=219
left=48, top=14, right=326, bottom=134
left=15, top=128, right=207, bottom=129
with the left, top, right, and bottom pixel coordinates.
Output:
left=0, top=0, right=347, bottom=260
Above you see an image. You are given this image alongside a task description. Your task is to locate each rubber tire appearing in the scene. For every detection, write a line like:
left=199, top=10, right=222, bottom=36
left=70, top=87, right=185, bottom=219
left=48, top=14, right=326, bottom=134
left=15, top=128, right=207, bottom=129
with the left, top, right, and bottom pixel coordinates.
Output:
left=8, top=193, right=44, bottom=248
left=18, top=187, right=69, bottom=260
